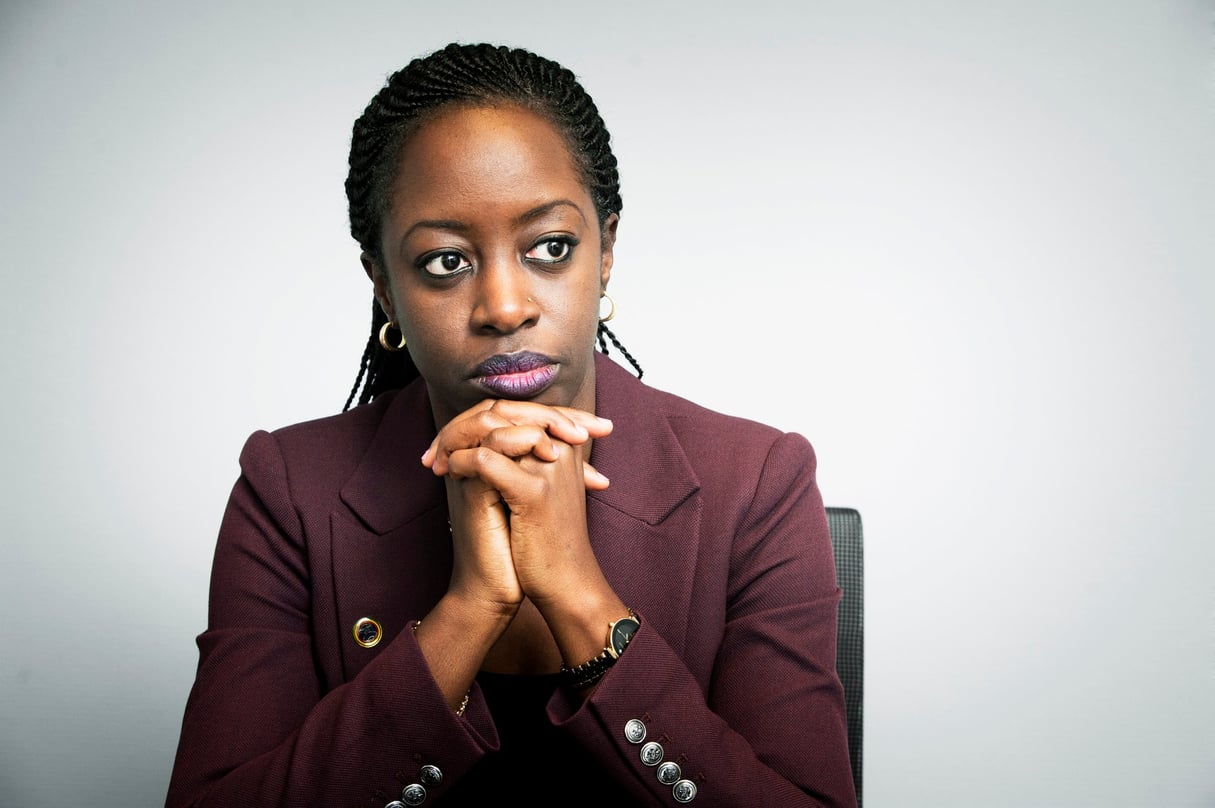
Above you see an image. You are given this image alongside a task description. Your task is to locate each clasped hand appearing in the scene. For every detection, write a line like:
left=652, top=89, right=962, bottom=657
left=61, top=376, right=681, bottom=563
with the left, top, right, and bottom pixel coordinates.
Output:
left=421, top=399, right=613, bottom=618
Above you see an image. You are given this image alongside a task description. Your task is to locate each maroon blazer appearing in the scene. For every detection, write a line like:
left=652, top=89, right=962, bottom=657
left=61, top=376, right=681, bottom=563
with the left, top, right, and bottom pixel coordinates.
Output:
left=167, top=355, right=856, bottom=807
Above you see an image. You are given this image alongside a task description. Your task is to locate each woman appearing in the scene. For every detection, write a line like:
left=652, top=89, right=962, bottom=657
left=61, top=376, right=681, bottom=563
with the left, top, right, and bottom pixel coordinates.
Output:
left=167, top=43, right=855, bottom=807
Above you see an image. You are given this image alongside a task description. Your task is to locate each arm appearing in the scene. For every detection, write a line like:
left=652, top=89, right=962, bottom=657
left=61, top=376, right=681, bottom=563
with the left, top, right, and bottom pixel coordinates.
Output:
left=166, top=430, right=498, bottom=808
left=423, top=402, right=855, bottom=804
left=548, top=432, right=857, bottom=807
left=425, top=399, right=629, bottom=674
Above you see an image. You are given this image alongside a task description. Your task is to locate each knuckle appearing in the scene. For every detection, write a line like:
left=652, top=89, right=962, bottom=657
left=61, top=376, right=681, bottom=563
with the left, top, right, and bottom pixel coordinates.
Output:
left=488, top=399, right=519, bottom=420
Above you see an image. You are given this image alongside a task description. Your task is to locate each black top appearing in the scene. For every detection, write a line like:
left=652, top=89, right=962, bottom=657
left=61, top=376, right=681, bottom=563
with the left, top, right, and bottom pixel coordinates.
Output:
left=441, top=671, right=635, bottom=802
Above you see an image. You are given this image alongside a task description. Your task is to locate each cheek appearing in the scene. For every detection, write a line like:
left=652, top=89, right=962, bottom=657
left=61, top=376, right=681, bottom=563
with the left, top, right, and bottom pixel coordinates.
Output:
left=390, top=274, right=440, bottom=326
left=401, top=307, right=450, bottom=348
left=391, top=293, right=454, bottom=358
left=567, top=261, right=605, bottom=317
left=549, top=287, right=598, bottom=334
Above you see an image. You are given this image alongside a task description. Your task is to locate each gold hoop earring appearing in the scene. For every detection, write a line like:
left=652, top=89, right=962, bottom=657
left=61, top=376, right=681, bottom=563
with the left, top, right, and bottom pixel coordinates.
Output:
left=378, top=321, right=406, bottom=352
left=598, top=293, right=616, bottom=323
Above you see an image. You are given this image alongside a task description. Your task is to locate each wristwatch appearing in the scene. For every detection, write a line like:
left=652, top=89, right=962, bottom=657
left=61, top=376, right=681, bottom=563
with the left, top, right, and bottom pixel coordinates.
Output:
left=561, top=609, right=640, bottom=689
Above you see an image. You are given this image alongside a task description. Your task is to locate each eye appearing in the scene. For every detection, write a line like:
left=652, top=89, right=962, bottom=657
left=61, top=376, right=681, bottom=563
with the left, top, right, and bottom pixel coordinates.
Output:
left=418, top=251, right=472, bottom=277
left=525, top=237, right=576, bottom=264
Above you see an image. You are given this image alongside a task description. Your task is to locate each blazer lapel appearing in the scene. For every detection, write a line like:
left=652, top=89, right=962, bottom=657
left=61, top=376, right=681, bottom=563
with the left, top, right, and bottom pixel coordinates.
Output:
left=328, top=358, right=706, bottom=678
left=332, top=381, right=450, bottom=680
left=340, top=380, right=443, bottom=535
left=587, top=356, right=703, bottom=655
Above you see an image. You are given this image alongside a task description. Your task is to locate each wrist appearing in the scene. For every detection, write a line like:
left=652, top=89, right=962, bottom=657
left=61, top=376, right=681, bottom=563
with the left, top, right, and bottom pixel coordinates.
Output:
left=533, top=583, right=627, bottom=666
left=560, top=608, right=640, bottom=690
left=413, top=594, right=516, bottom=713
left=440, top=589, right=519, bottom=627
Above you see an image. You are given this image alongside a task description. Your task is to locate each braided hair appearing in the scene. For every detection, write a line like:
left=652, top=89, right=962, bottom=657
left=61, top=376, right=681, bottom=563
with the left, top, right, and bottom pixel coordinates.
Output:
left=343, top=43, right=641, bottom=411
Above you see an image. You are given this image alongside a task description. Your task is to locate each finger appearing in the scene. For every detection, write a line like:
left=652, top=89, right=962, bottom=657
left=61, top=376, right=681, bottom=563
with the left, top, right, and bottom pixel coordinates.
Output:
left=479, top=424, right=560, bottom=463
left=445, top=441, right=591, bottom=513
left=583, top=461, right=610, bottom=491
left=426, top=408, right=525, bottom=475
left=445, top=446, right=547, bottom=504
left=438, top=400, right=610, bottom=452
left=493, top=401, right=614, bottom=443
left=552, top=406, right=614, bottom=439
left=425, top=400, right=612, bottom=475
left=427, top=403, right=585, bottom=475
left=482, top=400, right=590, bottom=445
left=422, top=400, right=498, bottom=467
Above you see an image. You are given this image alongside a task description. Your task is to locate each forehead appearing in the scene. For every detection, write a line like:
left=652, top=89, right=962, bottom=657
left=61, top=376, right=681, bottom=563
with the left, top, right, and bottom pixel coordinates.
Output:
left=388, top=103, right=590, bottom=220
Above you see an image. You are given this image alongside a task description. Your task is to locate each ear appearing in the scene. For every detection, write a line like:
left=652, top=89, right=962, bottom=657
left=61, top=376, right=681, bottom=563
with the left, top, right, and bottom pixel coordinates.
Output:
left=361, top=251, right=396, bottom=321
left=598, top=213, right=618, bottom=291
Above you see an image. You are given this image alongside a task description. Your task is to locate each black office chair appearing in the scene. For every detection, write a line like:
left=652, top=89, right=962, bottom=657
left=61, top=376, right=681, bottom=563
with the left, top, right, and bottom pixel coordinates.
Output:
left=826, top=507, right=863, bottom=806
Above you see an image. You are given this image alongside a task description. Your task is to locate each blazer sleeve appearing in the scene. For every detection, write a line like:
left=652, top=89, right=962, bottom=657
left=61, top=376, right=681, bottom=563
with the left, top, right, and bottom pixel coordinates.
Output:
left=547, top=431, right=857, bottom=807
left=166, top=430, right=497, bottom=808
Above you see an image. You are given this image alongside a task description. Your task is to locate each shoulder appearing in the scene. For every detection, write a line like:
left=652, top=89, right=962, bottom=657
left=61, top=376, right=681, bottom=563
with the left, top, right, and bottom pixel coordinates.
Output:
left=233, top=382, right=422, bottom=498
left=595, top=355, right=815, bottom=477
left=271, top=389, right=401, bottom=459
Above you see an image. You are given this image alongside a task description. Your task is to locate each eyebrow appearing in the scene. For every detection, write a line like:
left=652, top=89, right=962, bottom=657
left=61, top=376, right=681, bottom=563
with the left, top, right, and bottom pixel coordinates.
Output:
left=515, top=199, right=587, bottom=227
left=400, top=199, right=588, bottom=243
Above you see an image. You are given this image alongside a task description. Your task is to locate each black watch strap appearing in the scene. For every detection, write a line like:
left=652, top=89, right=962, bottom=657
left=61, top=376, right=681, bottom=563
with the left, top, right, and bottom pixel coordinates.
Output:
left=561, top=609, right=640, bottom=689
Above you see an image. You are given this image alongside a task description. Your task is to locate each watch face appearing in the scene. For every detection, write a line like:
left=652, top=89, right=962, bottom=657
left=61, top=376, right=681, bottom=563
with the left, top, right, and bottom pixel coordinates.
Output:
left=610, top=617, right=640, bottom=656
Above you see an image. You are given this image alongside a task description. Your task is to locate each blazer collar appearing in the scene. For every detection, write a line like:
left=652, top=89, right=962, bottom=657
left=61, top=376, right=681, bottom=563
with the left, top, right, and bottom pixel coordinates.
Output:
left=588, top=354, right=700, bottom=525
left=339, top=354, right=700, bottom=534
left=340, top=380, right=444, bottom=535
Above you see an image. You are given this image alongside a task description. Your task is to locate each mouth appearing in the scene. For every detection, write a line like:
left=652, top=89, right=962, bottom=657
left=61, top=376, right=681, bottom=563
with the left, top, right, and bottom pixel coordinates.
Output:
left=472, top=351, right=559, bottom=399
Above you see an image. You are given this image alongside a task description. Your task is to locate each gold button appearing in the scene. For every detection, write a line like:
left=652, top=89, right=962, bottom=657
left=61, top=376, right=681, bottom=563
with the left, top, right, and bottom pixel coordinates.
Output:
left=353, top=617, right=382, bottom=648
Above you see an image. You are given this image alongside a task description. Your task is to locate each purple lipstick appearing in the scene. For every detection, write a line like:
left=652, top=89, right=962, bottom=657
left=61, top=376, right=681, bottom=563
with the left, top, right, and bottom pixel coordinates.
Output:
left=473, top=351, right=558, bottom=398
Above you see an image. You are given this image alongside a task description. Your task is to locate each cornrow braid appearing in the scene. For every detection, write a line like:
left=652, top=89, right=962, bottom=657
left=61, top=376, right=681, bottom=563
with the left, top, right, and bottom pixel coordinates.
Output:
left=342, top=43, right=636, bottom=410
left=597, top=322, right=643, bottom=379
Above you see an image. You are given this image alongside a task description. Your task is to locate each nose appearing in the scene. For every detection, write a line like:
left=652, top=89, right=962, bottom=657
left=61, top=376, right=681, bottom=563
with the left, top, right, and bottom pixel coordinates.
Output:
left=470, top=254, right=539, bottom=335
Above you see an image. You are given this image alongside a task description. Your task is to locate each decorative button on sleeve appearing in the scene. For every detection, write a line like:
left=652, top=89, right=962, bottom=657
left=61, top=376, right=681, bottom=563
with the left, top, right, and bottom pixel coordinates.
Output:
left=624, top=718, right=647, bottom=744
left=418, top=764, right=442, bottom=787
left=640, top=741, right=664, bottom=767
left=400, top=782, right=426, bottom=805
left=672, top=779, right=698, bottom=803
left=657, top=761, right=681, bottom=786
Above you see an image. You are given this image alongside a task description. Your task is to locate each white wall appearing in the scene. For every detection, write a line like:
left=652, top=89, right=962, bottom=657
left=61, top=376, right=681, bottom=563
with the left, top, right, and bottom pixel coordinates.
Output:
left=2, top=1, right=1211, bottom=805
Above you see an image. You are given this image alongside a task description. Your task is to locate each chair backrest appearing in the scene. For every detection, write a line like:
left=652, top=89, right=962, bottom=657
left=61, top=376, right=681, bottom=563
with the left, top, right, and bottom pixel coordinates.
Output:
left=826, top=506, right=863, bottom=805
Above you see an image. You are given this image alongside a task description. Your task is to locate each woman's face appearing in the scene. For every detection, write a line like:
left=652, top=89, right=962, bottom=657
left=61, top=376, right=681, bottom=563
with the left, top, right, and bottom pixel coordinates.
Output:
left=365, top=104, right=616, bottom=428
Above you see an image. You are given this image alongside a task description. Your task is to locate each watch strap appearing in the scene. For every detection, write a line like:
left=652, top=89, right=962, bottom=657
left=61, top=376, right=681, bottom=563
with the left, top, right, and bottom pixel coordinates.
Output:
left=560, top=609, right=639, bottom=689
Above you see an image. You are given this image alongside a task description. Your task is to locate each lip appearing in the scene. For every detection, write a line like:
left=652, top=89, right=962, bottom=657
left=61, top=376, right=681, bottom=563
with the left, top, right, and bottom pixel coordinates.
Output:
left=473, top=351, right=559, bottom=399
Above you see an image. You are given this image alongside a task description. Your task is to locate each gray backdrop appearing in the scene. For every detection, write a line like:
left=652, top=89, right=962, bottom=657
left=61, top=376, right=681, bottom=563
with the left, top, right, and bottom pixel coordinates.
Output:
left=2, top=1, right=1212, bottom=805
